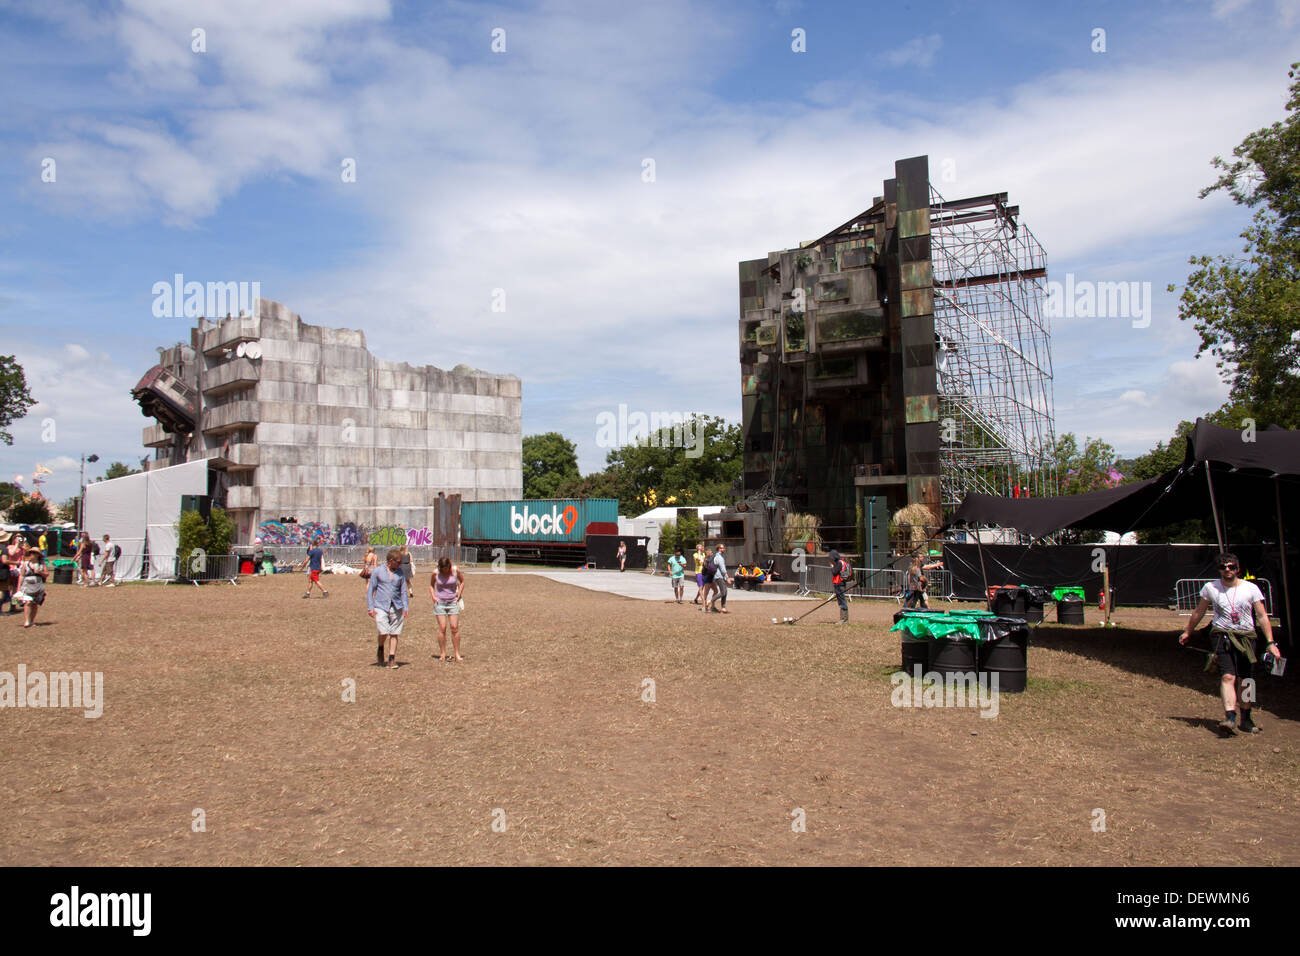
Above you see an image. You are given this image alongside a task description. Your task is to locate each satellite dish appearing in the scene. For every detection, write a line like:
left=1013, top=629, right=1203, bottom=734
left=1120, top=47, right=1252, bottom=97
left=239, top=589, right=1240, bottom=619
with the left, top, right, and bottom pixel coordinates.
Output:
left=243, top=342, right=263, bottom=360
left=235, top=342, right=246, bottom=358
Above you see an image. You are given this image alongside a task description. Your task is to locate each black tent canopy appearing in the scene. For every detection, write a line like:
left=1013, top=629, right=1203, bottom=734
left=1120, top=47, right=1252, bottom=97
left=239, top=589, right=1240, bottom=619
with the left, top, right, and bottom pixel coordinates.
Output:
left=946, top=420, right=1300, bottom=639
left=948, top=421, right=1300, bottom=538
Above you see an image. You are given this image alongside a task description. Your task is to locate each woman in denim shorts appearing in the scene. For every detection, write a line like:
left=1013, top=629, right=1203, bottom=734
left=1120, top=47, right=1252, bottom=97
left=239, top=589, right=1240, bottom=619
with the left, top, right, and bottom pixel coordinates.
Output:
left=430, top=556, right=466, bottom=662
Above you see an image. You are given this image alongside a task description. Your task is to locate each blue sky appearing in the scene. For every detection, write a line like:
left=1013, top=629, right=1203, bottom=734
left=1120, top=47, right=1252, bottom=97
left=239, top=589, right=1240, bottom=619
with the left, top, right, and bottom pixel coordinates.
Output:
left=0, top=0, right=1296, bottom=502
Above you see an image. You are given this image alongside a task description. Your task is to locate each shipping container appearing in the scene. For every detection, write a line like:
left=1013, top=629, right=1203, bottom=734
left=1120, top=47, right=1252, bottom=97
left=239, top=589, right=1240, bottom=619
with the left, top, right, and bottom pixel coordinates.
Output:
left=459, top=498, right=618, bottom=545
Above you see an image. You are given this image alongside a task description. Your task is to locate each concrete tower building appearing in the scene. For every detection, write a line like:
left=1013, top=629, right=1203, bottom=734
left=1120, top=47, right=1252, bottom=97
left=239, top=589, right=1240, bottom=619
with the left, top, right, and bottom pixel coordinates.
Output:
left=135, top=300, right=522, bottom=543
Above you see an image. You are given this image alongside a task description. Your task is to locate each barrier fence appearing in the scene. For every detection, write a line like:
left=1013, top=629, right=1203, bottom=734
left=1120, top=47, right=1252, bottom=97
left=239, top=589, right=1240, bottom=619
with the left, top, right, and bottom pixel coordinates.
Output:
left=645, top=554, right=955, bottom=603
left=1175, top=577, right=1274, bottom=616
left=54, top=545, right=480, bottom=583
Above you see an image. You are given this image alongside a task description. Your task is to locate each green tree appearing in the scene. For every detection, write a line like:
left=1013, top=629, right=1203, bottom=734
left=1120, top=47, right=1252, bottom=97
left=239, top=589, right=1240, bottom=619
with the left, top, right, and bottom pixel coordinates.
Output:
left=9, top=497, right=53, bottom=524
left=176, top=510, right=210, bottom=581
left=0, top=356, right=36, bottom=446
left=1050, top=433, right=1118, bottom=497
left=521, top=433, right=580, bottom=499
left=208, top=506, right=234, bottom=556
left=95, top=462, right=143, bottom=482
left=0, top=482, right=23, bottom=509
left=601, top=415, right=742, bottom=513
left=656, top=519, right=677, bottom=556
left=1172, top=64, right=1300, bottom=427
left=56, top=497, right=78, bottom=522
left=675, top=511, right=701, bottom=550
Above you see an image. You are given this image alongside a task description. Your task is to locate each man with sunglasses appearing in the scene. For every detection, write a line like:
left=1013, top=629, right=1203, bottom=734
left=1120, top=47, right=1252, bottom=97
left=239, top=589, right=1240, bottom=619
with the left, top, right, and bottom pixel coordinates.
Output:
left=1181, top=553, right=1280, bottom=735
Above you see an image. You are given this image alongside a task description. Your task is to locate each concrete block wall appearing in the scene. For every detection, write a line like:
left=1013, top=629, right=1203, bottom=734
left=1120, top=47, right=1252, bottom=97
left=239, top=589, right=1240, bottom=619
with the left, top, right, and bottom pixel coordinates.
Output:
left=155, top=301, right=522, bottom=538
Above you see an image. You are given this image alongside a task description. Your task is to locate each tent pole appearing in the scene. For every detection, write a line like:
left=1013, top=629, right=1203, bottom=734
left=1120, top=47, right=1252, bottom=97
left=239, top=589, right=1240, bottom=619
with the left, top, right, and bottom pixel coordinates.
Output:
left=1204, top=460, right=1226, bottom=552
left=975, top=524, right=990, bottom=603
left=1276, top=479, right=1293, bottom=650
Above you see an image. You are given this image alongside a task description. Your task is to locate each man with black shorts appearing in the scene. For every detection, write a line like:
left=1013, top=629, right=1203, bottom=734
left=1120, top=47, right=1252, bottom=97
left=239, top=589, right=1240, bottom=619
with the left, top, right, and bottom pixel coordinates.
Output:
left=1181, top=552, right=1280, bottom=735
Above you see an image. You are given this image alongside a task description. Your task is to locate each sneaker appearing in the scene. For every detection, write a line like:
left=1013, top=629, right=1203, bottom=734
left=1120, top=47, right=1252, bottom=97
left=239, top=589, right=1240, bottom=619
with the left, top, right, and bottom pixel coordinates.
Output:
left=1218, top=713, right=1239, bottom=735
left=322, top=590, right=329, bottom=597
left=302, top=592, right=310, bottom=599
left=1240, top=715, right=1262, bottom=734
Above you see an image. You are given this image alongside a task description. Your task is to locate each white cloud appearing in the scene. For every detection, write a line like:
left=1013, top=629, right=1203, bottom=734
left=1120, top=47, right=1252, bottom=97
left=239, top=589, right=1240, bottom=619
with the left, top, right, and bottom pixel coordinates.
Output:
left=0, top=343, right=150, bottom=502
left=9, top=2, right=1299, bottom=473
left=884, top=33, right=943, bottom=68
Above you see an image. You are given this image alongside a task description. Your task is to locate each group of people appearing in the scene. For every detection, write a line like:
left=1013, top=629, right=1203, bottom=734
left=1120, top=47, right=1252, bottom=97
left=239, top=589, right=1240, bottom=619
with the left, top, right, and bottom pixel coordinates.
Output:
left=666, top=542, right=733, bottom=613
left=364, top=548, right=466, bottom=668
left=0, top=531, right=120, bottom=627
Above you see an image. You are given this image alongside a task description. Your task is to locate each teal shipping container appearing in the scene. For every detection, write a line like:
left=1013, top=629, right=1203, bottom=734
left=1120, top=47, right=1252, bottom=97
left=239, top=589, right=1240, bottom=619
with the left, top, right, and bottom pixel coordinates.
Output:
left=460, top=498, right=618, bottom=544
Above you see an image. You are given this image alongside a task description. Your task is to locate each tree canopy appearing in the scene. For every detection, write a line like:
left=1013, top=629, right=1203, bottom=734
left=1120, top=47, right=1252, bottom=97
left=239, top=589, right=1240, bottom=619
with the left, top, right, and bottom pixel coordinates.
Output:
left=554, top=414, right=743, bottom=514
left=521, top=433, right=579, bottom=499
left=95, top=462, right=143, bottom=482
left=1173, top=63, right=1300, bottom=427
left=0, top=356, right=36, bottom=446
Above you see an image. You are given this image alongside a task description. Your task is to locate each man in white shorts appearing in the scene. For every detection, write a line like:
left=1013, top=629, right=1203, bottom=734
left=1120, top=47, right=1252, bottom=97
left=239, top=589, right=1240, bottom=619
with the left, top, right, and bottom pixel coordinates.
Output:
left=366, top=548, right=409, bottom=669
left=1181, top=552, right=1280, bottom=735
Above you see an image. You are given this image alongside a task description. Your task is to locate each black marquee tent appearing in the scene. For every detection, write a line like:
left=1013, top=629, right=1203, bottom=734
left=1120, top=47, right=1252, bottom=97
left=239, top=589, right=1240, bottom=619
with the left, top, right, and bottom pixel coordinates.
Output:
left=947, top=420, right=1300, bottom=639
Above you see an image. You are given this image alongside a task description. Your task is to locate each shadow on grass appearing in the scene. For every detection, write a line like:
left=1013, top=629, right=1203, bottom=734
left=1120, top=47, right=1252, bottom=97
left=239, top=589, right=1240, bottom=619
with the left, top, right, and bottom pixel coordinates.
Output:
left=1030, top=622, right=1300, bottom=723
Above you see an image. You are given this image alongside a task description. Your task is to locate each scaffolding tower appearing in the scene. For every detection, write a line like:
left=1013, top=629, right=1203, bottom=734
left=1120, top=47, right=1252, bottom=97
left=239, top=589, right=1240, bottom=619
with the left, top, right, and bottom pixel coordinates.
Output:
left=930, top=185, right=1057, bottom=516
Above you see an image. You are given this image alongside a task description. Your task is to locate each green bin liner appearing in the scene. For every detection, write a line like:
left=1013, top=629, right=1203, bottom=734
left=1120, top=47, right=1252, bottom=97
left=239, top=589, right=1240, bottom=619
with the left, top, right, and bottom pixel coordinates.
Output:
left=1052, top=586, right=1085, bottom=602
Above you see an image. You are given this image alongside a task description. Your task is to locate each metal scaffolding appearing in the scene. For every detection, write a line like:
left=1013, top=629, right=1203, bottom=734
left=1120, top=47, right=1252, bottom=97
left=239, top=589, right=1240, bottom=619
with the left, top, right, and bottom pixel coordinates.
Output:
left=930, top=185, right=1057, bottom=516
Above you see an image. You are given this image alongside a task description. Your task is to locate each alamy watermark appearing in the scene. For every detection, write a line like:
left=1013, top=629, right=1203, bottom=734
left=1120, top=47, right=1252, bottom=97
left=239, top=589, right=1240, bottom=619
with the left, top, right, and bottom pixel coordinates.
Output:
left=595, top=405, right=702, bottom=458
left=0, top=665, right=103, bottom=718
left=890, top=666, right=999, bottom=718
left=1044, top=274, right=1151, bottom=328
left=152, top=274, right=261, bottom=320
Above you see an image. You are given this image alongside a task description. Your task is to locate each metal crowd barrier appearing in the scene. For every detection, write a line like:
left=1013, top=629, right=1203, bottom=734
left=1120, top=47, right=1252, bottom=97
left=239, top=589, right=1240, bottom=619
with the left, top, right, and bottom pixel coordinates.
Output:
left=146, top=545, right=479, bottom=582
left=1175, top=577, right=1273, bottom=615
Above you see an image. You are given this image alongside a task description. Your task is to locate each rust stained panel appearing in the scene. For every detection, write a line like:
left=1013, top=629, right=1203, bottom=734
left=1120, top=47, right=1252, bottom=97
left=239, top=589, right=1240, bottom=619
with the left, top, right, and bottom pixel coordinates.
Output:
left=899, top=207, right=931, bottom=239
left=901, top=287, right=933, bottom=318
left=905, top=394, right=939, bottom=424
left=900, top=260, right=933, bottom=291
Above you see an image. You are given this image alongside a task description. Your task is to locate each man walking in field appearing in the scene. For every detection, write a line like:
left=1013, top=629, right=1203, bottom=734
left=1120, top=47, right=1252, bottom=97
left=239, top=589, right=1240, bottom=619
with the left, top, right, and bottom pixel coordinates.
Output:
left=300, top=537, right=329, bottom=598
left=668, top=547, right=686, bottom=603
left=1181, top=552, right=1281, bottom=735
left=99, top=534, right=119, bottom=587
left=368, top=548, right=409, bottom=668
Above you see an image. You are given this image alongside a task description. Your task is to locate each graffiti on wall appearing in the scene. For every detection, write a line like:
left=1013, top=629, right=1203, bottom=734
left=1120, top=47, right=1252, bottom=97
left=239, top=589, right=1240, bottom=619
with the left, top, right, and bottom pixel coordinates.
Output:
left=257, top=521, right=334, bottom=546
left=254, top=513, right=459, bottom=548
left=369, top=525, right=407, bottom=547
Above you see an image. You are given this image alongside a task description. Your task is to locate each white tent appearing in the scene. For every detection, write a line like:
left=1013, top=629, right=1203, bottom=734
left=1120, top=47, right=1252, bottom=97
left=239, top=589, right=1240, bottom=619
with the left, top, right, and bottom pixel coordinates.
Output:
left=84, top=459, right=209, bottom=580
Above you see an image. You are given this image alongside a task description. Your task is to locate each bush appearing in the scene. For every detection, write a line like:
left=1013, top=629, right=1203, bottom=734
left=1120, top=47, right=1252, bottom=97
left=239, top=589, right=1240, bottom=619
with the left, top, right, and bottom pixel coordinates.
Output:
left=208, top=506, right=234, bottom=557
left=657, top=519, right=677, bottom=556
left=175, top=506, right=233, bottom=581
left=9, top=497, right=52, bottom=525
left=176, top=510, right=209, bottom=580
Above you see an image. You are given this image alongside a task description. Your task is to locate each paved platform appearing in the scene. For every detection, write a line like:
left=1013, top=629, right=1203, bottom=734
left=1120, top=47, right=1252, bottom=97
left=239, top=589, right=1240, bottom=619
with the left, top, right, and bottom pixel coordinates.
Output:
left=473, top=569, right=812, bottom=602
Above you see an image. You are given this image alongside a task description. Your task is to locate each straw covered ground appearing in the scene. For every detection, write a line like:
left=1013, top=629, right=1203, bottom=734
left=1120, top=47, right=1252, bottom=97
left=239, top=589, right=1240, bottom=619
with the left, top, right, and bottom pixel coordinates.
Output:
left=1, top=571, right=1297, bottom=865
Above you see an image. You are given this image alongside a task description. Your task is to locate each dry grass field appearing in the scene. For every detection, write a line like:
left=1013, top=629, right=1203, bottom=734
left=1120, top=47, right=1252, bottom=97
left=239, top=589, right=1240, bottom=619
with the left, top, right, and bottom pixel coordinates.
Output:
left=1, top=571, right=1297, bottom=866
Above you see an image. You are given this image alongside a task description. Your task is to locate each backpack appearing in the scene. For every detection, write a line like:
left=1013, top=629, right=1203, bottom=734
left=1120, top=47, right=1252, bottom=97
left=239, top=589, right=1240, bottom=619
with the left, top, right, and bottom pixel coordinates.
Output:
left=91, top=541, right=100, bottom=556
left=111, top=544, right=121, bottom=560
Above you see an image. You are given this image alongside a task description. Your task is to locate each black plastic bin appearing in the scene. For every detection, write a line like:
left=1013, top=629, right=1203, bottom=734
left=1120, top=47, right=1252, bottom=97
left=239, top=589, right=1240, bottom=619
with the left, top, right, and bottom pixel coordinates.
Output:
left=977, top=617, right=1029, bottom=693
left=1057, top=597, right=1085, bottom=625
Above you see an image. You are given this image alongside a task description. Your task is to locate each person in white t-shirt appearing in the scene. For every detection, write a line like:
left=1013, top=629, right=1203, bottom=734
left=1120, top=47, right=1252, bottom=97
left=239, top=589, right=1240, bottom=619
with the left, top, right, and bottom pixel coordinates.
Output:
left=1181, top=552, right=1280, bottom=735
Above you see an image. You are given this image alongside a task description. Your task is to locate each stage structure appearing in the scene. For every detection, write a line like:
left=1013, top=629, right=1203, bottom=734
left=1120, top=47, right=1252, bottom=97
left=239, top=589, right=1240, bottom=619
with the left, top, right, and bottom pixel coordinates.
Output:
left=931, top=184, right=1056, bottom=514
left=737, top=155, right=1056, bottom=536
